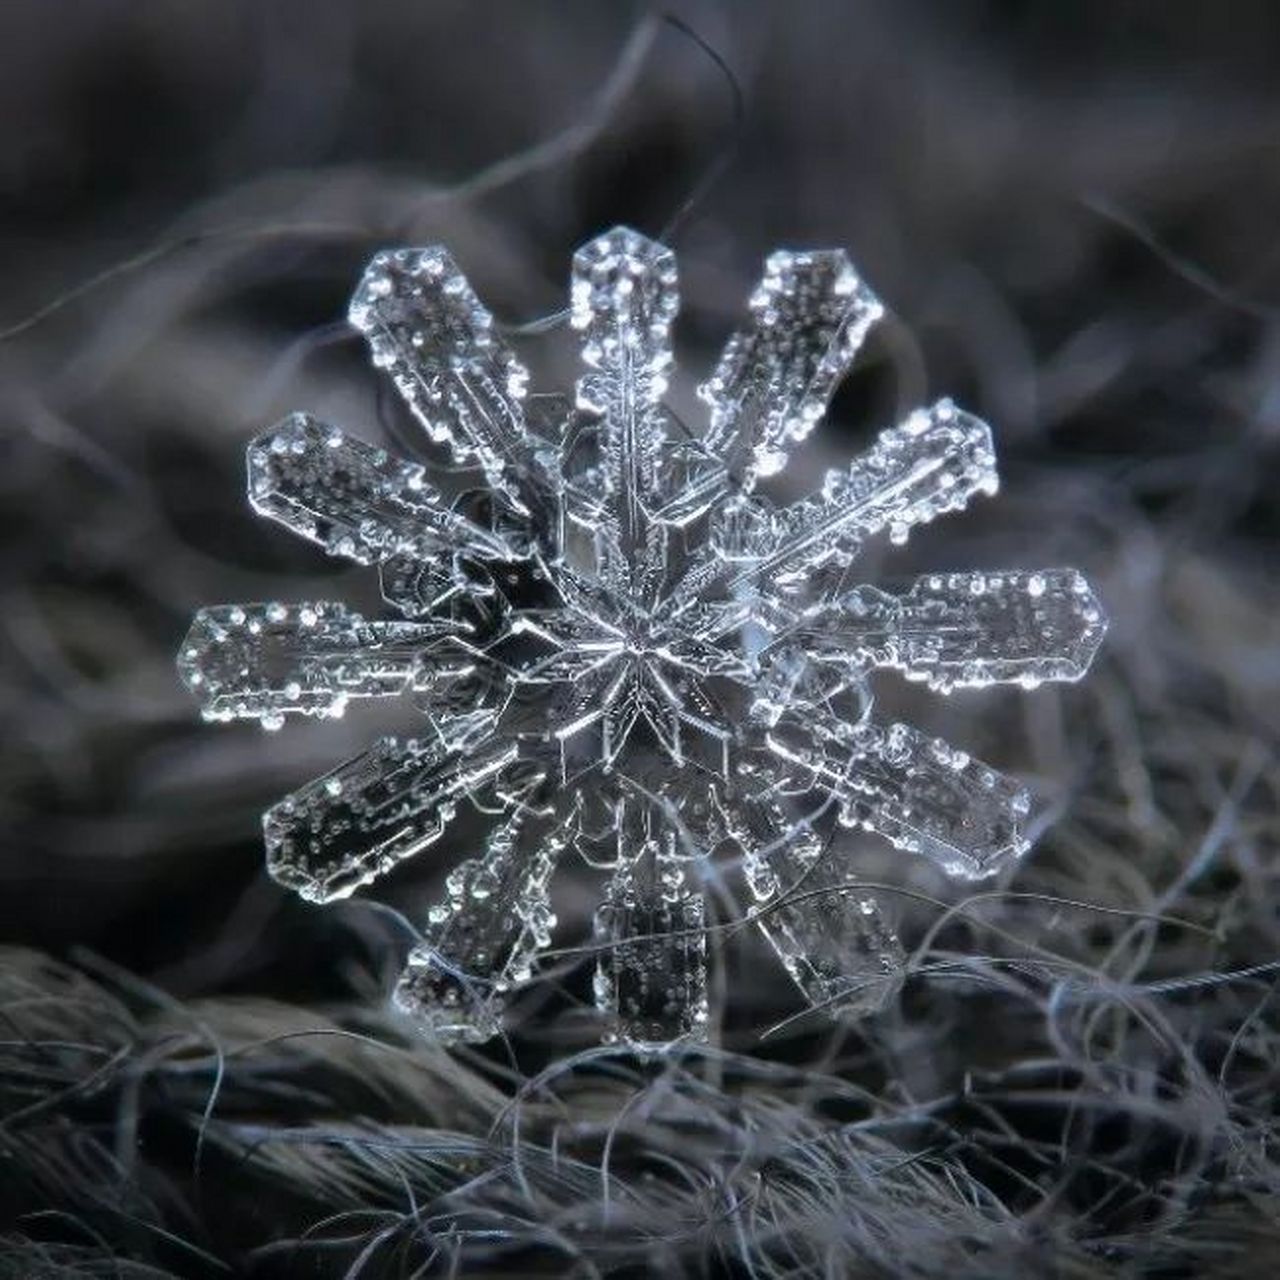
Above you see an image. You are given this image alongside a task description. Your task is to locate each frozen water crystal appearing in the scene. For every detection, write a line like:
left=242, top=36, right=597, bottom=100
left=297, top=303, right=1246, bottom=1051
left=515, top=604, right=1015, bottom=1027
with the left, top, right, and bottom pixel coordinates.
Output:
left=593, top=794, right=709, bottom=1049
left=179, top=227, right=1107, bottom=1049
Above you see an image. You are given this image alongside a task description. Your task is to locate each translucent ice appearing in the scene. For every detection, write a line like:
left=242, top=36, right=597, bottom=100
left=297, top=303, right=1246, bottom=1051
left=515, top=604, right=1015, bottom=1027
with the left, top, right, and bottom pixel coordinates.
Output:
left=181, top=227, right=1107, bottom=1048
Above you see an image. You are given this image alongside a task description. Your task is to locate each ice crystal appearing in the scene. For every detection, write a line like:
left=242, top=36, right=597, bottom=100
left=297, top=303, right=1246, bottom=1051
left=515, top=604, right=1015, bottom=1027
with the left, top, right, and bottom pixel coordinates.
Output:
left=179, top=227, right=1106, bottom=1049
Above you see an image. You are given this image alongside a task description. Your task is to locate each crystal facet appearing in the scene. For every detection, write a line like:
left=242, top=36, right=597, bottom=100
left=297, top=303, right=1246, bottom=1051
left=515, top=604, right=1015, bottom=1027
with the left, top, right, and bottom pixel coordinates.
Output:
left=594, top=797, right=709, bottom=1049
left=394, top=789, right=569, bottom=1042
left=181, top=227, right=1107, bottom=1048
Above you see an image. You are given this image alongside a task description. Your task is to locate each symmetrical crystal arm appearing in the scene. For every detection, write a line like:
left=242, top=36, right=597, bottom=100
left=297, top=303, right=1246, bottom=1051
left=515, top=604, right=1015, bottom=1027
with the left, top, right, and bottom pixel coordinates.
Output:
left=393, top=798, right=571, bottom=1044
left=664, top=400, right=996, bottom=619
left=571, top=227, right=678, bottom=598
left=248, top=413, right=513, bottom=565
left=768, top=713, right=1031, bottom=879
left=722, top=400, right=997, bottom=588
left=797, top=568, right=1108, bottom=691
left=348, top=248, right=545, bottom=515
left=264, top=735, right=518, bottom=904
left=594, top=799, right=708, bottom=1048
left=178, top=601, right=458, bottom=727
left=572, top=227, right=677, bottom=423
left=723, top=790, right=904, bottom=1019
left=700, top=249, right=883, bottom=486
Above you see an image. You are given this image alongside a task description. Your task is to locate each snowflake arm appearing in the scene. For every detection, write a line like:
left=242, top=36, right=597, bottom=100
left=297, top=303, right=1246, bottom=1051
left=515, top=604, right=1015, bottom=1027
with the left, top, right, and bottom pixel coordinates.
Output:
left=700, top=248, right=883, bottom=486
left=664, top=399, right=996, bottom=619
left=393, top=790, right=572, bottom=1044
left=796, top=568, right=1107, bottom=692
left=249, top=413, right=517, bottom=565
left=593, top=797, right=708, bottom=1048
left=723, top=790, right=905, bottom=1020
left=721, top=399, right=997, bottom=587
left=264, top=735, right=519, bottom=904
left=571, top=227, right=678, bottom=601
left=348, top=248, right=547, bottom=516
left=178, top=601, right=456, bottom=728
left=768, top=714, right=1031, bottom=879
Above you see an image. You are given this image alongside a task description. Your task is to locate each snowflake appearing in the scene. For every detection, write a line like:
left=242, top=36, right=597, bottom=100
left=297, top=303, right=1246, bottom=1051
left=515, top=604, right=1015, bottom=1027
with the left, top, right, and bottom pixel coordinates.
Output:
left=179, top=227, right=1106, bottom=1049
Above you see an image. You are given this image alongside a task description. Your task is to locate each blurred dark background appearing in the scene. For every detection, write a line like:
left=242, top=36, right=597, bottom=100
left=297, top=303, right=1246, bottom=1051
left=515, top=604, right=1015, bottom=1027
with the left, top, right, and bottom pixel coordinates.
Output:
left=2, top=2, right=1278, bottom=1274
